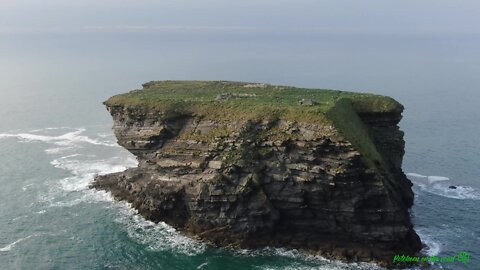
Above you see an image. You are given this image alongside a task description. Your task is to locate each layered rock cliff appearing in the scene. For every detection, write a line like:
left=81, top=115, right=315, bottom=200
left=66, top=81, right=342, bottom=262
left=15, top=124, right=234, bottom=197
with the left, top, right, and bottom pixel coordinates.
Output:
left=92, top=81, right=421, bottom=267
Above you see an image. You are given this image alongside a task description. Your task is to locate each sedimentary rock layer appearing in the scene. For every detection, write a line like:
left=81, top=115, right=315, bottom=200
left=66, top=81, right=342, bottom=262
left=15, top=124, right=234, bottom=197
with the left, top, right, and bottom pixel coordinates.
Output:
left=92, top=81, right=421, bottom=267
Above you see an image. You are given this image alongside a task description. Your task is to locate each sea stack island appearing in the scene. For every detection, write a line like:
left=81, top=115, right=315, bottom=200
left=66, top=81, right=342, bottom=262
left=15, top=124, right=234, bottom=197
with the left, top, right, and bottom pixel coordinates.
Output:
left=92, top=81, right=422, bottom=267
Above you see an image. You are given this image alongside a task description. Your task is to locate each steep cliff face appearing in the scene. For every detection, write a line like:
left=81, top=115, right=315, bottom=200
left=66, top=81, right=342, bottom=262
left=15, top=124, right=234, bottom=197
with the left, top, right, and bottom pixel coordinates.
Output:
left=92, top=81, right=421, bottom=267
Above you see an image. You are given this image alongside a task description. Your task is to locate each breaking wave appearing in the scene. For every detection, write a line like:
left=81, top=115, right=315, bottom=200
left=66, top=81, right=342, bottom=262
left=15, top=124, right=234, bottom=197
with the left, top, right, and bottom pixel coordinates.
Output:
left=0, top=128, right=118, bottom=148
left=407, top=173, right=480, bottom=200
left=235, top=248, right=382, bottom=270
left=19, top=126, right=206, bottom=257
left=42, top=152, right=137, bottom=209
left=258, top=266, right=379, bottom=270
left=3, top=126, right=443, bottom=268
left=0, top=235, right=37, bottom=252
left=416, top=229, right=441, bottom=257
left=50, top=154, right=135, bottom=192
left=114, top=202, right=206, bottom=256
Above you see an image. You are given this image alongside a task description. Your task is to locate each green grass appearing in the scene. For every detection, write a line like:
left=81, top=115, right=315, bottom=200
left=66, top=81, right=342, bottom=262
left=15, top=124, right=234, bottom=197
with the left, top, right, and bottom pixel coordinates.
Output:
left=325, top=98, right=383, bottom=168
left=106, top=80, right=404, bottom=174
left=105, top=80, right=403, bottom=123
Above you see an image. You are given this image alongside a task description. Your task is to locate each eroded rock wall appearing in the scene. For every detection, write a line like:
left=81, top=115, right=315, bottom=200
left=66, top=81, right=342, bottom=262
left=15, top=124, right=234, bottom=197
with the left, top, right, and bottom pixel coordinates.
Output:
left=93, top=104, right=421, bottom=267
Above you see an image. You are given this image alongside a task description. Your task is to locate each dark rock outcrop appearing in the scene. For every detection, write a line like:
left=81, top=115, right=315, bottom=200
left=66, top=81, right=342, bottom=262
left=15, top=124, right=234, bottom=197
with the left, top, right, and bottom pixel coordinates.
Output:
left=92, top=81, right=421, bottom=268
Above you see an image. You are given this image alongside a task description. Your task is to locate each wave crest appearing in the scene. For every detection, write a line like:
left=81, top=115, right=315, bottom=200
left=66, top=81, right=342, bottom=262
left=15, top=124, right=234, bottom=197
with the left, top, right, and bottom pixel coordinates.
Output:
left=407, top=172, right=480, bottom=200
left=0, top=128, right=118, bottom=149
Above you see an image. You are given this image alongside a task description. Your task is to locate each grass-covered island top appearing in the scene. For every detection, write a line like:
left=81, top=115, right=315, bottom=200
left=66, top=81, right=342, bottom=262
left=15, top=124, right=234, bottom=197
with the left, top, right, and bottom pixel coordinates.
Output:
left=99, top=82, right=418, bottom=266
left=105, top=80, right=403, bottom=123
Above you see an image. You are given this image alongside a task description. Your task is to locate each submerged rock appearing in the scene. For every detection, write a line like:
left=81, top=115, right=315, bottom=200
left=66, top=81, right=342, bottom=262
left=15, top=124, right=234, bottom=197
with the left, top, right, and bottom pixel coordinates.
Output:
left=92, top=80, right=421, bottom=268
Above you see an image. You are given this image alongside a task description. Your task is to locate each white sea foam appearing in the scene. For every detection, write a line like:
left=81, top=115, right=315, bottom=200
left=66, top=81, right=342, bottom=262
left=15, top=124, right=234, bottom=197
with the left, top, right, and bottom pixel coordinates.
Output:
left=87, top=189, right=115, bottom=202
left=406, top=173, right=428, bottom=179
left=0, top=235, right=36, bottom=252
left=250, top=247, right=305, bottom=259
left=114, top=202, right=206, bottom=256
left=0, top=128, right=118, bottom=148
left=45, top=154, right=137, bottom=207
left=413, top=181, right=480, bottom=200
left=22, top=183, right=34, bottom=191
left=29, top=127, right=75, bottom=132
left=236, top=247, right=381, bottom=270
left=197, top=262, right=209, bottom=269
left=11, top=215, right=28, bottom=222
left=260, top=267, right=353, bottom=270
left=258, top=263, right=380, bottom=270
left=407, top=172, right=480, bottom=200
left=427, top=176, right=450, bottom=183
left=51, top=155, right=134, bottom=177
left=25, top=126, right=138, bottom=208
left=426, top=184, right=480, bottom=200
left=97, top=133, right=114, bottom=138
left=16, top=127, right=202, bottom=258
left=12, top=125, right=386, bottom=268
left=59, top=175, right=95, bottom=192
left=49, top=197, right=87, bottom=207
left=49, top=189, right=116, bottom=208
left=406, top=173, right=450, bottom=184
left=416, top=229, right=441, bottom=257
left=45, top=146, right=77, bottom=154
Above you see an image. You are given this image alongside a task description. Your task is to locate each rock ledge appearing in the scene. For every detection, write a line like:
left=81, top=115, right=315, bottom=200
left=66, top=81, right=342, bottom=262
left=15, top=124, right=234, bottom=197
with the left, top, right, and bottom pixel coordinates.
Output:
left=92, top=81, right=421, bottom=268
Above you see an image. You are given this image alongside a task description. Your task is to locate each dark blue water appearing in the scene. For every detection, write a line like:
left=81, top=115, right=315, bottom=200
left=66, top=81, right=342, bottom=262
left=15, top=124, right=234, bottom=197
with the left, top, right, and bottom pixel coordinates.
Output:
left=0, top=31, right=479, bottom=269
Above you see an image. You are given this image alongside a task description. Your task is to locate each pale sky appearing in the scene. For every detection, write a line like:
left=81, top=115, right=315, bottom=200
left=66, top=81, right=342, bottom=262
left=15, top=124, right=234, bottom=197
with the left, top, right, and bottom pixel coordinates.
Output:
left=1, top=0, right=480, bottom=35
left=1, top=0, right=480, bottom=143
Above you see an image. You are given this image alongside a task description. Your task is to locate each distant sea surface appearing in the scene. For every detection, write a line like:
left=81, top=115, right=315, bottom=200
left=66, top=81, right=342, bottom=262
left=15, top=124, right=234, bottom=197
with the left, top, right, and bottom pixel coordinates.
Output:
left=0, top=31, right=479, bottom=269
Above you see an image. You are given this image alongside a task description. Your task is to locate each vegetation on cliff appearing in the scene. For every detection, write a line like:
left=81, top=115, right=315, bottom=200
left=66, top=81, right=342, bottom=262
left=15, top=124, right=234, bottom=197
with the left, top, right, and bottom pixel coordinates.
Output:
left=105, top=80, right=403, bottom=122
left=105, top=80, right=403, bottom=170
left=95, top=81, right=420, bottom=266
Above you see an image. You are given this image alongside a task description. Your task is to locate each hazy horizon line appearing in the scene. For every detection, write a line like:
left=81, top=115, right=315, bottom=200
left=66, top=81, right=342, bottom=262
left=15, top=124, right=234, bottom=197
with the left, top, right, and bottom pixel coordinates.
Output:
left=2, top=25, right=480, bottom=37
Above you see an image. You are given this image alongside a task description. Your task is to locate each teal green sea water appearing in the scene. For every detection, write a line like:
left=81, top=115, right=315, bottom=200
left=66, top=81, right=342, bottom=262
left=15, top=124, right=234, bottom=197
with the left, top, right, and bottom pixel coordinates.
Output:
left=0, top=126, right=389, bottom=270
left=1, top=27, right=480, bottom=270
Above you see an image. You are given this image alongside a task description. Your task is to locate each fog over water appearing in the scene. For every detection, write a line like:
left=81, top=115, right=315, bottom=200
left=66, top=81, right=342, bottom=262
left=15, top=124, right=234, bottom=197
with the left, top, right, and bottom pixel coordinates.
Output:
left=1, top=1, right=479, bottom=269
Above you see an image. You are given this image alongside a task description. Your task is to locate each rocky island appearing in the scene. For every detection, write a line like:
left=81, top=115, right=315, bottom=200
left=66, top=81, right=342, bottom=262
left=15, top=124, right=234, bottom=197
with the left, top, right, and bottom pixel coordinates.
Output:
left=92, top=81, right=422, bottom=267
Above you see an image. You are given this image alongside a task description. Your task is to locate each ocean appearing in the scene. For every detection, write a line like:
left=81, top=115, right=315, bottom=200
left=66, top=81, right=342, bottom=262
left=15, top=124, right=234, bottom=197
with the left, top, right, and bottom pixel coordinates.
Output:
left=0, top=31, right=479, bottom=269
